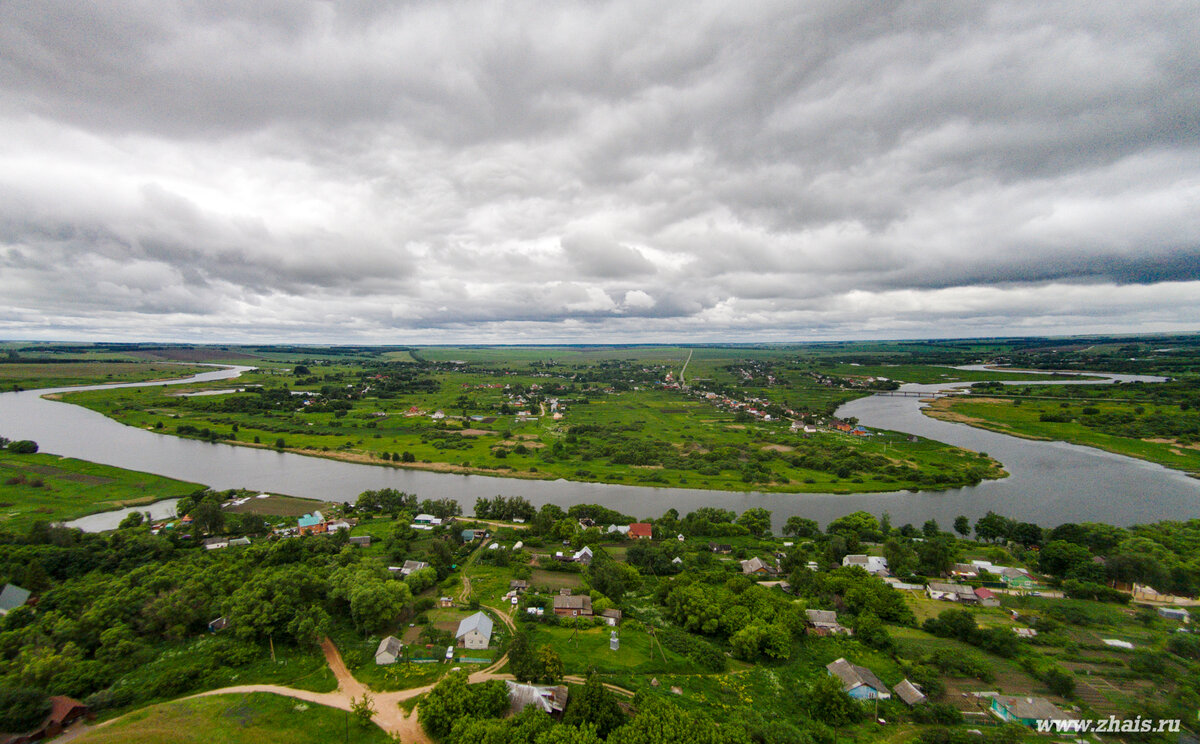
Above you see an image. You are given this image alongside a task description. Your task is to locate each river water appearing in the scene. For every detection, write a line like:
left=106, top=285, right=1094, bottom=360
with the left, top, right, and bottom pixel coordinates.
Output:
left=0, top=365, right=1196, bottom=531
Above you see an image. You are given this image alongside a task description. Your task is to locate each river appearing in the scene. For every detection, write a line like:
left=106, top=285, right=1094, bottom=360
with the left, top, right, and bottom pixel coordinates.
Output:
left=0, top=364, right=1196, bottom=531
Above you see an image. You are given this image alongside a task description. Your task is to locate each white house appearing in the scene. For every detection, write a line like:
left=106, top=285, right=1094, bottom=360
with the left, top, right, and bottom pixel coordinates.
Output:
left=375, top=636, right=403, bottom=665
left=842, top=554, right=889, bottom=575
left=456, top=611, right=494, bottom=650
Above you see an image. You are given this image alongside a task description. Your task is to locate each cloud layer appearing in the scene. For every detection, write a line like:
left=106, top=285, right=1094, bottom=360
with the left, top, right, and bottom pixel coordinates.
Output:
left=2, top=1, right=1199, bottom=342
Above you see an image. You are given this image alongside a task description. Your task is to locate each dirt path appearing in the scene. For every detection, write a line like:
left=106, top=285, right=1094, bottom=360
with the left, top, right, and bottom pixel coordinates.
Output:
left=563, top=675, right=636, bottom=698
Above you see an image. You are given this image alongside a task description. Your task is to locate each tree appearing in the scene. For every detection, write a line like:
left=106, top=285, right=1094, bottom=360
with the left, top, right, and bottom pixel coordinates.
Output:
left=534, top=646, right=563, bottom=683
left=350, top=693, right=376, bottom=727
left=851, top=611, right=891, bottom=651
left=118, top=511, right=146, bottom=530
left=882, top=537, right=916, bottom=577
left=509, top=630, right=537, bottom=682
left=6, top=440, right=38, bottom=454
left=916, top=536, right=954, bottom=576
left=190, top=495, right=225, bottom=535
left=806, top=674, right=861, bottom=728
left=348, top=580, right=412, bottom=633
left=974, top=511, right=1013, bottom=543
left=827, top=511, right=880, bottom=542
left=1011, top=522, right=1044, bottom=548
left=608, top=698, right=749, bottom=744
left=922, top=519, right=941, bottom=538
left=783, top=516, right=819, bottom=538
left=953, top=516, right=971, bottom=538
left=1038, top=541, right=1092, bottom=578
left=0, top=687, right=50, bottom=732
left=736, top=508, right=772, bottom=537
left=419, top=673, right=508, bottom=740
left=563, top=675, right=625, bottom=738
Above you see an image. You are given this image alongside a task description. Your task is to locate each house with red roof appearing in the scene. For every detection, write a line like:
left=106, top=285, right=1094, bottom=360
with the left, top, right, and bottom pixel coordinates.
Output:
left=628, top=523, right=653, bottom=539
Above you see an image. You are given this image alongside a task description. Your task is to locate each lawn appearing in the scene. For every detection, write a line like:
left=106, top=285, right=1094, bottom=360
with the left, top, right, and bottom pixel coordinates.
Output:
left=0, top=449, right=207, bottom=525
left=73, top=693, right=391, bottom=744
left=528, top=569, right=585, bottom=592
left=526, top=622, right=697, bottom=675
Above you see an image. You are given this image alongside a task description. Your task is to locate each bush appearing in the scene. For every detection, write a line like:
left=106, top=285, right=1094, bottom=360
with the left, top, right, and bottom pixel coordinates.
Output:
left=657, top=627, right=727, bottom=672
left=6, top=439, right=38, bottom=454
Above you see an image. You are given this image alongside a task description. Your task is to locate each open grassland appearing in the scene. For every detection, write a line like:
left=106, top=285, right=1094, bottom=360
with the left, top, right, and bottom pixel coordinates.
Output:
left=527, top=622, right=698, bottom=675
left=0, top=450, right=206, bottom=524
left=924, top=396, right=1200, bottom=474
left=73, top=693, right=390, bottom=744
left=60, top=359, right=1005, bottom=494
left=0, top=361, right=209, bottom=390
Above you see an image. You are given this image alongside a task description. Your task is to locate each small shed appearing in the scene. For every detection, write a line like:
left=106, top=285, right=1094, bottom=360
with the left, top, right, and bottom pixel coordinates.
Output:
left=376, top=636, right=403, bottom=665
left=1158, top=607, right=1190, bottom=622
left=894, top=679, right=927, bottom=706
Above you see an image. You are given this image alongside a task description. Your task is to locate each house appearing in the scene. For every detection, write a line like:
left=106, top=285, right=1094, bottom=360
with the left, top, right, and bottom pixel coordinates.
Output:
left=600, top=609, right=623, bottom=626
left=1158, top=607, right=1190, bottom=622
left=950, top=563, right=979, bottom=578
left=202, top=537, right=228, bottom=550
left=926, top=582, right=977, bottom=602
left=628, top=523, right=653, bottom=539
left=974, top=587, right=1000, bottom=607
left=826, top=658, right=891, bottom=700
left=894, top=679, right=927, bottom=706
left=349, top=535, right=371, bottom=547
left=462, top=529, right=486, bottom=542
left=375, top=636, right=403, bottom=665
left=439, top=597, right=454, bottom=608
left=456, top=612, right=494, bottom=650
left=607, top=525, right=630, bottom=536
left=572, top=546, right=594, bottom=566
left=553, top=594, right=593, bottom=617
left=5, top=696, right=92, bottom=742
left=1013, top=627, right=1038, bottom=638
left=297, top=512, right=326, bottom=535
left=394, top=560, right=429, bottom=576
left=0, top=585, right=30, bottom=617
left=842, top=555, right=889, bottom=575
left=506, top=681, right=569, bottom=717
left=326, top=520, right=352, bottom=532
left=228, top=536, right=251, bottom=547
left=805, top=609, right=852, bottom=636
left=510, top=580, right=528, bottom=593
left=708, top=543, right=733, bottom=554
left=1000, top=567, right=1034, bottom=589
left=671, top=556, right=683, bottom=566
left=989, top=695, right=1073, bottom=727
left=740, top=557, right=775, bottom=576
left=414, top=514, right=441, bottom=525
left=208, top=616, right=229, bottom=633
left=431, top=410, right=445, bottom=420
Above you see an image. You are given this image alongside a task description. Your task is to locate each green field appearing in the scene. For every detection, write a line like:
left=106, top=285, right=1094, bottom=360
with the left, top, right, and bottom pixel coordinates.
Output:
left=0, top=450, right=206, bottom=524
left=73, top=693, right=389, bottom=744
left=527, top=622, right=698, bottom=675
left=57, top=357, right=1005, bottom=494
left=0, top=361, right=209, bottom=390
left=925, top=396, right=1200, bottom=475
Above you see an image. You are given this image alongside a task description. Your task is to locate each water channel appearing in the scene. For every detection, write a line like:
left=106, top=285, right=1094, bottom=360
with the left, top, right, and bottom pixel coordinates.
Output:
left=0, top=364, right=1195, bottom=532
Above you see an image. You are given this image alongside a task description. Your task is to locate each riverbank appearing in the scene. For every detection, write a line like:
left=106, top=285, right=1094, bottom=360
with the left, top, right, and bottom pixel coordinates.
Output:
left=0, top=449, right=206, bottom=525
left=923, top=396, right=1200, bottom=477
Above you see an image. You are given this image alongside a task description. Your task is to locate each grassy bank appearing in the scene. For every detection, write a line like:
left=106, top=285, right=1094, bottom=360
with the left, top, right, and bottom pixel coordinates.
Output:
left=924, top=396, right=1200, bottom=475
left=0, top=450, right=206, bottom=525
left=0, top=361, right=209, bottom=391
left=73, top=693, right=386, bottom=744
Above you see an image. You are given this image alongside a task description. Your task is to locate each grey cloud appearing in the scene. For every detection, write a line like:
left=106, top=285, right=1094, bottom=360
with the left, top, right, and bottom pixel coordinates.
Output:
left=1, top=1, right=1198, bottom=342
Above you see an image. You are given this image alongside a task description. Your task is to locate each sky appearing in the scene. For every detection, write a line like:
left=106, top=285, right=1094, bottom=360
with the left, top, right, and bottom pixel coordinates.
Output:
left=1, top=1, right=1199, bottom=344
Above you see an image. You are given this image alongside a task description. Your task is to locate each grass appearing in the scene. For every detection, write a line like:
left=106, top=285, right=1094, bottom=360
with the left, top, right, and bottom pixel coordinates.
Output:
left=0, top=450, right=206, bottom=525
left=225, top=494, right=329, bottom=517
left=73, top=693, right=391, bottom=744
left=924, top=396, right=1200, bottom=474
left=525, top=622, right=697, bottom=675
left=0, top=361, right=209, bottom=390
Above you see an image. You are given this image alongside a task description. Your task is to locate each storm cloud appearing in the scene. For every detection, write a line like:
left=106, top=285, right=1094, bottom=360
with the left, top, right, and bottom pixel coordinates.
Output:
left=1, top=0, right=1199, bottom=342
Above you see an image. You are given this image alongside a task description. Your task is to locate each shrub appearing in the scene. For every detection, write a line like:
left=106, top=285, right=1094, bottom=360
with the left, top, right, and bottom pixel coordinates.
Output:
left=6, top=439, right=38, bottom=454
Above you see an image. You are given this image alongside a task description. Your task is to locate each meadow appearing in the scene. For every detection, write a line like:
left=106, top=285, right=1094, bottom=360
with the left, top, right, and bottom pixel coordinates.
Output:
left=0, top=449, right=206, bottom=524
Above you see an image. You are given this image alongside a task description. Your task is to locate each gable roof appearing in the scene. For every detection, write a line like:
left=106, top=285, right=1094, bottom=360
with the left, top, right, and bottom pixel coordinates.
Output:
left=376, top=635, right=403, bottom=658
left=506, top=681, right=569, bottom=715
left=826, top=657, right=890, bottom=696
left=297, top=512, right=323, bottom=528
left=974, top=587, right=997, bottom=600
left=0, top=584, right=31, bottom=613
left=456, top=611, right=494, bottom=639
left=553, top=594, right=592, bottom=611
left=806, top=609, right=840, bottom=625
left=628, top=523, right=653, bottom=538
left=894, top=679, right=927, bottom=706
left=741, top=557, right=771, bottom=574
